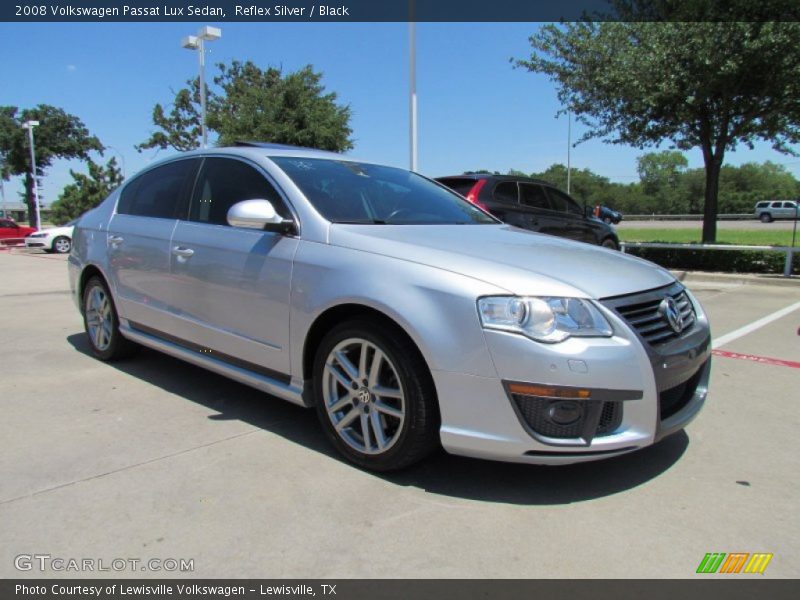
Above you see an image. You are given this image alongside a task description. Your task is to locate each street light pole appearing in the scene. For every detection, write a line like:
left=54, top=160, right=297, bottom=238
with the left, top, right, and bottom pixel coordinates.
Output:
left=0, top=155, right=7, bottom=219
left=22, top=120, right=41, bottom=230
left=409, top=21, right=418, bottom=172
left=182, top=26, right=221, bottom=149
left=566, top=110, right=572, bottom=194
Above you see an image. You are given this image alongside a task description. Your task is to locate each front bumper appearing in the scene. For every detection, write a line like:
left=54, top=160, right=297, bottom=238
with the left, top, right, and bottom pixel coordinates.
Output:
left=25, top=237, right=50, bottom=249
left=435, top=287, right=711, bottom=465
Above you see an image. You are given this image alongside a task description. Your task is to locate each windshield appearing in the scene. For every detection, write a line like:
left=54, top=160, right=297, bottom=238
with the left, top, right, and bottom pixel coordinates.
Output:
left=270, top=157, right=498, bottom=225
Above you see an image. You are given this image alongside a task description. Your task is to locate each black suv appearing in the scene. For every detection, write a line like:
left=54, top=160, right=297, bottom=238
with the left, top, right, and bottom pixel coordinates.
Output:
left=436, top=174, right=620, bottom=249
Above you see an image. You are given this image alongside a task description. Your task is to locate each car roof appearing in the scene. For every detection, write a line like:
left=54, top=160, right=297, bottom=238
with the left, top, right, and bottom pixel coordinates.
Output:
left=435, top=173, right=554, bottom=186
left=134, top=143, right=378, bottom=176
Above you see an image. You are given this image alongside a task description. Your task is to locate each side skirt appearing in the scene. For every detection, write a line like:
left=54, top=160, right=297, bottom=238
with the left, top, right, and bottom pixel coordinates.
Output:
left=120, top=322, right=309, bottom=408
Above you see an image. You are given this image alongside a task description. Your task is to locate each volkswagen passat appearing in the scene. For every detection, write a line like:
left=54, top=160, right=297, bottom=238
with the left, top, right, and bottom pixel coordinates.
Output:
left=68, top=143, right=711, bottom=471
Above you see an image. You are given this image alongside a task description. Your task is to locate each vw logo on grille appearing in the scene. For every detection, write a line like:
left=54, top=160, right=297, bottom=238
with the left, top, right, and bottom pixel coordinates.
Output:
left=659, top=296, right=685, bottom=334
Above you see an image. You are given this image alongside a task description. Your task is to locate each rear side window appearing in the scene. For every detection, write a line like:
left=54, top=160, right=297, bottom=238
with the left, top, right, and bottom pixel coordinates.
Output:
left=756, top=202, right=768, bottom=208
left=771, top=201, right=783, bottom=208
left=546, top=187, right=584, bottom=216
left=117, top=160, right=196, bottom=219
left=493, top=181, right=519, bottom=204
left=519, top=184, right=549, bottom=209
left=188, top=158, right=289, bottom=226
left=437, top=177, right=478, bottom=196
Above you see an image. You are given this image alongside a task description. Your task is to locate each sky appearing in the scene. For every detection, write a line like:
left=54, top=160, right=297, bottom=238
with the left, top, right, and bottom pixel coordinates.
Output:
left=2, top=21, right=799, bottom=206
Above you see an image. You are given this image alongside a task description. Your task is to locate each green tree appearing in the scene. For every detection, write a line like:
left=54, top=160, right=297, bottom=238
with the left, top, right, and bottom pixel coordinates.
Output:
left=136, top=79, right=203, bottom=152
left=516, top=11, right=800, bottom=241
left=636, top=151, right=689, bottom=213
left=0, top=105, right=102, bottom=226
left=138, top=62, right=353, bottom=153
left=531, top=163, right=616, bottom=207
left=49, top=158, right=124, bottom=225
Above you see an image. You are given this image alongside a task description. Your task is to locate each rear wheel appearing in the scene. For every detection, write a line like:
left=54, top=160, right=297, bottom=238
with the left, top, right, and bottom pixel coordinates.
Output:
left=760, top=213, right=773, bottom=223
left=82, top=276, right=137, bottom=361
left=601, top=237, right=619, bottom=250
left=52, top=236, right=71, bottom=254
left=313, top=319, right=439, bottom=471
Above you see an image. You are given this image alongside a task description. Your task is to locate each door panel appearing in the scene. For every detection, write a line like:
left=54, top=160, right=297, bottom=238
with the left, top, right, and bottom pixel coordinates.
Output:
left=169, top=223, right=297, bottom=376
left=106, top=214, right=178, bottom=332
left=544, top=187, right=593, bottom=243
left=106, top=158, right=197, bottom=333
left=168, top=156, right=297, bottom=377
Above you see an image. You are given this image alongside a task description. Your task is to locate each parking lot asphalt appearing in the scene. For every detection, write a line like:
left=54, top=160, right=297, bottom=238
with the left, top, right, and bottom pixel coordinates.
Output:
left=1, top=249, right=798, bottom=579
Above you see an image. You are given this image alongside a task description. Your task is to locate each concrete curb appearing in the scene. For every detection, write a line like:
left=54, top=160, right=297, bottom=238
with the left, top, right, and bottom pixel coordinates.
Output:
left=671, top=270, right=800, bottom=287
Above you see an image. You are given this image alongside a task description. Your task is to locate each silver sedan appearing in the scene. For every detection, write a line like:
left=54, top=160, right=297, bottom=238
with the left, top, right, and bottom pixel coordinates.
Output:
left=68, top=144, right=711, bottom=471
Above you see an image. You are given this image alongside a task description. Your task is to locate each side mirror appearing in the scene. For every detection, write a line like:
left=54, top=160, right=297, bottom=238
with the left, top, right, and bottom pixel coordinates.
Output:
left=227, top=199, right=296, bottom=234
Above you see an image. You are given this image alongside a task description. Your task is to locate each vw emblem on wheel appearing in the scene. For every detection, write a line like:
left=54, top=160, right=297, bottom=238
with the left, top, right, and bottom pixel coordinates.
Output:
left=659, top=296, right=685, bottom=334
left=357, top=388, right=371, bottom=403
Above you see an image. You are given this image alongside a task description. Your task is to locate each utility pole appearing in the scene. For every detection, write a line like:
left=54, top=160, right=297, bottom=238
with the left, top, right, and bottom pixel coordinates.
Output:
left=22, top=120, right=41, bottom=230
left=566, top=110, right=572, bottom=194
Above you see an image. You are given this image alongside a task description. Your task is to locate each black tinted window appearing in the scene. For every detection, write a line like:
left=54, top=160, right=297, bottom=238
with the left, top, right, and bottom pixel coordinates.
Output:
left=437, top=177, right=478, bottom=196
left=547, top=187, right=583, bottom=215
left=118, top=160, right=195, bottom=219
left=520, top=184, right=549, bottom=209
left=271, top=157, right=496, bottom=225
left=189, top=158, right=288, bottom=225
left=493, top=182, right=519, bottom=204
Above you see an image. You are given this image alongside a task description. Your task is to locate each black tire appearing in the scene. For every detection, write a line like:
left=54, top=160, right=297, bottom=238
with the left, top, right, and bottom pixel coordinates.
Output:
left=312, top=318, right=440, bottom=471
left=760, top=213, right=773, bottom=223
left=81, top=276, right=138, bottom=361
left=603, top=217, right=613, bottom=224
left=52, top=236, right=72, bottom=254
left=601, top=237, right=619, bottom=250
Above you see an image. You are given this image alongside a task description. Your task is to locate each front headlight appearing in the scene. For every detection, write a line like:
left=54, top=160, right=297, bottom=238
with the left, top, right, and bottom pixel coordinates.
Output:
left=478, top=296, right=613, bottom=343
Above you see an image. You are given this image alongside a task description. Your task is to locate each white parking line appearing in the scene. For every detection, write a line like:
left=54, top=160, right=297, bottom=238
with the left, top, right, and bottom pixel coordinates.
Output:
left=712, top=300, right=800, bottom=349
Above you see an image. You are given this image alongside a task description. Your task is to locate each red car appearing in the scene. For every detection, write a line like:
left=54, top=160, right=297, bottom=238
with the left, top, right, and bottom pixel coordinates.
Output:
left=0, top=219, right=37, bottom=241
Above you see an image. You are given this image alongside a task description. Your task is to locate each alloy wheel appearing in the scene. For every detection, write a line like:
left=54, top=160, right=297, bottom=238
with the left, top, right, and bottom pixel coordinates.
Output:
left=85, top=285, right=113, bottom=351
left=322, top=338, right=406, bottom=455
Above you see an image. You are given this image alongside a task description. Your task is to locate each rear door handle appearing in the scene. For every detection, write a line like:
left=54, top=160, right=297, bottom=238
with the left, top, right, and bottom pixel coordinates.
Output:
left=108, top=235, right=123, bottom=246
left=172, top=246, right=194, bottom=259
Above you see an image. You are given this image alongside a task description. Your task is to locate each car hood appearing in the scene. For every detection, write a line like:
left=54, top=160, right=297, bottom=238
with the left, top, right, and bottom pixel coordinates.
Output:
left=328, top=224, right=675, bottom=299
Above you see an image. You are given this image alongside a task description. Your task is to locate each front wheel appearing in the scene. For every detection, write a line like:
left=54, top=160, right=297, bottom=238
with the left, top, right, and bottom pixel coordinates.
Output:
left=52, top=236, right=72, bottom=254
left=313, top=319, right=439, bottom=471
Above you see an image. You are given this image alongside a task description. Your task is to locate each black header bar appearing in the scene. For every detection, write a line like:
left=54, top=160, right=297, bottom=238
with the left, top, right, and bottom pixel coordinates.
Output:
left=4, top=0, right=800, bottom=22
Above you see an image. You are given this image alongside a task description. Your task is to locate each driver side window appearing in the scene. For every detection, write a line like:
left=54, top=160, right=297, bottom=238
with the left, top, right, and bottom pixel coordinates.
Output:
left=189, top=158, right=289, bottom=226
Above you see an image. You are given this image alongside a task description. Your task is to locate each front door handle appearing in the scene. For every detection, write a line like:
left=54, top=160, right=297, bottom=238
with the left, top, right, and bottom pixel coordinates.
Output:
left=172, top=246, right=194, bottom=259
left=108, top=235, right=124, bottom=247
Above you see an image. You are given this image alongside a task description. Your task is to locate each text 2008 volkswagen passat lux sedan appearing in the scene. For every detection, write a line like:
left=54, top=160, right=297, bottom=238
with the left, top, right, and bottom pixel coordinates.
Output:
left=68, top=143, right=711, bottom=471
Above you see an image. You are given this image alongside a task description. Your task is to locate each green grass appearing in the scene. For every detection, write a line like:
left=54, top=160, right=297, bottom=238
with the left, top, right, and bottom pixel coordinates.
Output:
left=619, top=228, right=798, bottom=246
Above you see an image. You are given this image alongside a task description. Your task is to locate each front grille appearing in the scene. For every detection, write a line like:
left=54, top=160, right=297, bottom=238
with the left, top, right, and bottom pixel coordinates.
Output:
left=511, top=395, right=622, bottom=440
left=660, top=362, right=705, bottom=420
left=612, top=287, right=695, bottom=345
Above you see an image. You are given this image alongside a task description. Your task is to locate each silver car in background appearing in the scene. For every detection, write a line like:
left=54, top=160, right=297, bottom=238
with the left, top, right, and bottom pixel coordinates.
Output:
left=68, top=143, right=711, bottom=471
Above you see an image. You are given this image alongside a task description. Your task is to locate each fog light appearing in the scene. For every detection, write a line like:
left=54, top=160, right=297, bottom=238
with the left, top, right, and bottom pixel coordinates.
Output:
left=548, top=401, right=583, bottom=425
